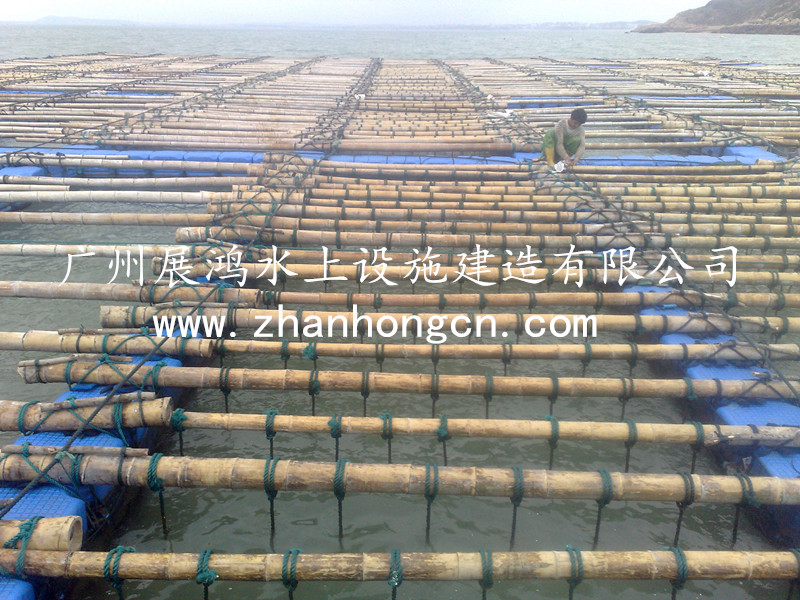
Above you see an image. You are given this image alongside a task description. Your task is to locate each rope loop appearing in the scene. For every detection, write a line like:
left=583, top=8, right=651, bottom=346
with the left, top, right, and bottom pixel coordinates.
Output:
left=435, top=414, right=451, bottom=443
left=308, top=369, right=321, bottom=396
left=388, top=549, right=404, bottom=592
left=623, top=419, right=638, bottom=449
left=281, top=548, right=302, bottom=594
left=147, top=453, right=164, bottom=492
left=544, top=414, right=559, bottom=450
left=510, top=466, right=525, bottom=507
left=597, top=469, right=614, bottom=508
left=103, top=546, right=137, bottom=600
left=736, top=473, right=761, bottom=508
left=302, top=342, right=318, bottom=362
left=333, top=459, right=348, bottom=501
left=379, top=412, right=393, bottom=440
left=565, top=545, right=584, bottom=599
left=169, top=408, right=187, bottom=432
left=328, top=414, right=343, bottom=440
left=263, top=456, right=280, bottom=501
left=264, top=410, right=279, bottom=440
left=688, top=421, right=705, bottom=452
left=665, top=546, right=689, bottom=599
left=479, top=549, right=494, bottom=599
left=683, top=378, right=698, bottom=402
left=2, top=515, right=41, bottom=578
left=195, top=549, right=219, bottom=597
left=424, top=463, right=439, bottom=504
left=678, top=472, right=696, bottom=507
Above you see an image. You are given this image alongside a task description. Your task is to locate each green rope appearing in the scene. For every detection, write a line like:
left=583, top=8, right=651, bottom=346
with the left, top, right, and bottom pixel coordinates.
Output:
left=170, top=408, right=187, bottom=456
left=333, top=459, right=348, bottom=541
left=2, top=515, right=41, bottom=578
left=218, top=365, right=232, bottom=413
left=664, top=546, right=689, bottom=600
left=264, top=409, right=279, bottom=458
left=361, top=370, right=371, bottom=417
left=308, top=370, right=321, bottom=415
left=281, top=548, right=302, bottom=599
left=142, top=359, right=167, bottom=394
left=263, top=456, right=280, bottom=539
left=731, top=472, right=761, bottom=545
left=509, top=466, right=524, bottom=550
left=593, top=469, right=613, bottom=548
left=147, top=452, right=168, bottom=536
left=328, top=414, right=343, bottom=461
left=16, top=401, right=40, bottom=435
left=565, top=545, right=584, bottom=600
left=673, top=472, right=696, bottom=546
left=683, top=377, right=698, bottom=402
left=303, top=342, right=318, bottom=364
left=544, top=415, right=559, bottom=470
left=379, top=412, right=393, bottom=463
left=483, top=374, right=493, bottom=419
left=622, top=419, right=638, bottom=473
left=388, top=548, right=403, bottom=600
left=112, top=402, right=129, bottom=447
left=687, top=421, right=704, bottom=473
left=479, top=549, right=494, bottom=600
left=280, top=339, right=291, bottom=366
left=103, top=546, right=136, bottom=600
left=195, top=549, right=218, bottom=600
left=434, top=414, right=450, bottom=466
left=19, top=442, right=82, bottom=499
left=424, top=463, right=439, bottom=543
left=548, top=376, right=559, bottom=415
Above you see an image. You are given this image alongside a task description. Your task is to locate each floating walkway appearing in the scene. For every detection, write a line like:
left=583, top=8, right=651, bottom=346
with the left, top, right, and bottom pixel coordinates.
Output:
left=0, top=54, right=799, bottom=600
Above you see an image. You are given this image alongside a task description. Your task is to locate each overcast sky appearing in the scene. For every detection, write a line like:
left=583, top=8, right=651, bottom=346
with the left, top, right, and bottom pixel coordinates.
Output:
left=1, top=0, right=709, bottom=26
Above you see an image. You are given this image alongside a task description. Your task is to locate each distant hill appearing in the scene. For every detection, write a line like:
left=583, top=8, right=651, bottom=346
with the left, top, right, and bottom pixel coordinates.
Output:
left=635, top=0, right=800, bottom=34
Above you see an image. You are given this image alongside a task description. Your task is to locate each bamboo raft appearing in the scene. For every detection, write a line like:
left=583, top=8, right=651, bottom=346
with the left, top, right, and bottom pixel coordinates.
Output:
left=1, top=55, right=800, bottom=599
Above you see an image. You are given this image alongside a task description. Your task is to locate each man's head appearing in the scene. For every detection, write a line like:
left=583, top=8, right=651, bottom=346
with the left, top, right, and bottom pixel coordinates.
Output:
left=567, top=108, right=587, bottom=128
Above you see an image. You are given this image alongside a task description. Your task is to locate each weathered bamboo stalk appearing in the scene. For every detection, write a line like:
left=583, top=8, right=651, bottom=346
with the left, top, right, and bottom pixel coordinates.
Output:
left=100, top=306, right=800, bottom=336
left=0, top=281, right=259, bottom=306
left=176, top=411, right=800, bottom=448
left=2, top=445, right=149, bottom=457
left=0, top=398, right=172, bottom=432
left=173, top=226, right=800, bottom=251
left=3, top=330, right=798, bottom=363
left=3, top=453, right=800, bottom=504
left=17, top=362, right=798, bottom=401
left=2, top=549, right=799, bottom=582
left=0, top=517, right=82, bottom=552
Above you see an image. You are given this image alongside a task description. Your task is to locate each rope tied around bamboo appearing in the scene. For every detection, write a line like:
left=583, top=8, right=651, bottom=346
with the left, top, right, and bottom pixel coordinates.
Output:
left=0, top=516, right=41, bottom=580
left=24, top=362, right=800, bottom=406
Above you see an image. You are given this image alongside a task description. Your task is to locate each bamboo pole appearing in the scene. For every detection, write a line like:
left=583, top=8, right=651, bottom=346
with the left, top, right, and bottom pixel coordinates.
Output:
left=0, top=517, right=82, bottom=552
left=1, top=549, right=799, bottom=582
left=3, top=330, right=799, bottom=363
left=175, top=411, right=800, bottom=449
left=100, top=306, right=800, bottom=336
left=173, top=226, right=800, bottom=251
left=3, top=453, right=800, bottom=505
left=0, top=212, right=209, bottom=226
left=0, top=281, right=260, bottom=306
left=0, top=398, right=172, bottom=432
left=17, top=362, right=799, bottom=401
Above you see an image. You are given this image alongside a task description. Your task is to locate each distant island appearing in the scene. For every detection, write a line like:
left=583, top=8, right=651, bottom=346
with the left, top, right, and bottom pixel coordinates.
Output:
left=635, top=0, right=800, bottom=35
